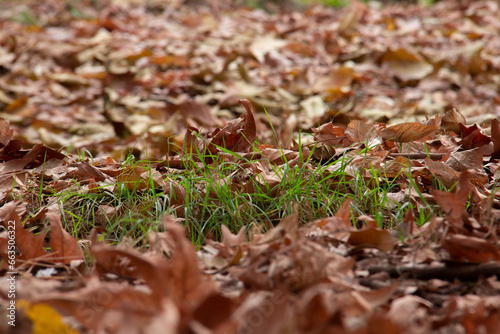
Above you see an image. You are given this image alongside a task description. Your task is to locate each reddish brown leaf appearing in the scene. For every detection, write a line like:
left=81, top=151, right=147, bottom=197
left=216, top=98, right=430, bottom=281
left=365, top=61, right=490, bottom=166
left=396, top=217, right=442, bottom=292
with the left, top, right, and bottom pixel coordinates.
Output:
left=424, top=157, right=461, bottom=189
left=459, top=124, right=491, bottom=149
left=69, top=162, right=107, bottom=183
left=1, top=202, right=46, bottom=267
left=207, top=99, right=257, bottom=155
left=161, top=218, right=216, bottom=305
left=181, top=126, right=200, bottom=157
left=381, top=122, right=438, bottom=142
left=429, top=171, right=472, bottom=230
left=23, top=143, right=66, bottom=164
left=312, top=123, right=352, bottom=146
left=443, top=235, right=500, bottom=263
left=335, top=198, right=353, bottom=228
left=232, top=99, right=257, bottom=152
left=47, top=212, right=84, bottom=264
left=347, top=227, right=396, bottom=252
left=117, top=166, right=148, bottom=190
left=0, top=119, right=14, bottom=147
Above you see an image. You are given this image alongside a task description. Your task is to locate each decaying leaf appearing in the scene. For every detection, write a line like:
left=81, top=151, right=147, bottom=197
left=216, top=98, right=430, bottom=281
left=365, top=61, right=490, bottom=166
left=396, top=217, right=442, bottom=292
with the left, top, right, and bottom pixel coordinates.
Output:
left=443, top=234, right=500, bottom=263
left=382, top=47, right=434, bottom=81
left=47, top=212, right=84, bottom=264
left=347, top=227, right=396, bottom=252
left=381, top=122, right=438, bottom=142
left=441, top=108, right=466, bottom=134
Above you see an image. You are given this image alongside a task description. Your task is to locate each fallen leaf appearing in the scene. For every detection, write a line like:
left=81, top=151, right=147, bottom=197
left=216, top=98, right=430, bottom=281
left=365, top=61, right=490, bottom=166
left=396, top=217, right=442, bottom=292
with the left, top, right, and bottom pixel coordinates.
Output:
left=443, top=234, right=500, bottom=263
left=441, top=108, right=466, bottom=134
left=425, top=157, right=461, bottom=189
left=429, top=171, right=472, bottom=230
left=18, top=300, right=78, bottom=334
left=347, top=227, right=396, bottom=252
left=221, top=225, right=246, bottom=248
left=382, top=47, right=434, bottom=81
left=345, top=120, right=382, bottom=147
left=47, top=212, right=84, bottom=264
left=381, top=122, right=438, bottom=142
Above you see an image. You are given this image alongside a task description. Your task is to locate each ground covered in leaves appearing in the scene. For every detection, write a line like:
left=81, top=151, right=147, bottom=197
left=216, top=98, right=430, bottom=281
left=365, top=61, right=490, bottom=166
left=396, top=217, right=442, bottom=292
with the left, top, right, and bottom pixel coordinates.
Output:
left=1, top=0, right=500, bottom=333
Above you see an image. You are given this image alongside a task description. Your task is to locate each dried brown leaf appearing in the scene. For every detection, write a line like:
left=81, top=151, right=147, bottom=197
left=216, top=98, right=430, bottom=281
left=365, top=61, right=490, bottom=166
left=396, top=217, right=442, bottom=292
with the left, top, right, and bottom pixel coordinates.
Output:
left=381, top=122, right=438, bottom=142
left=442, top=108, right=466, bottom=134
left=335, top=199, right=353, bottom=229
left=446, top=148, right=483, bottom=172
left=429, top=171, right=472, bottom=229
left=47, top=212, right=84, bottom=264
left=221, top=225, right=246, bottom=248
left=233, top=99, right=257, bottom=152
left=117, top=166, right=148, bottom=190
left=347, top=227, right=396, bottom=252
left=443, top=234, right=500, bottom=263
left=382, top=47, right=433, bottom=81
left=425, top=157, right=461, bottom=189
left=2, top=202, right=47, bottom=266
left=260, top=204, right=299, bottom=244
left=312, top=123, right=352, bottom=147
left=0, top=119, right=14, bottom=147
left=459, top=124, right=491, bottom=149
left=345, top=120, right=382, bottom=146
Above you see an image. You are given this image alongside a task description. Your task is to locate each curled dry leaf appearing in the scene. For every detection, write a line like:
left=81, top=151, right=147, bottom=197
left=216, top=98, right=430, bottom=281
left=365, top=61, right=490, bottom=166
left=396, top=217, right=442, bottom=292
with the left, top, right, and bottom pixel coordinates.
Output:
left=441, top=108, right=466, bottom=134
left=446, top=148, right=483, bottom=172
left=208, top=99, right=257, bottom=155
left=459, top=123, right=491, bottom=150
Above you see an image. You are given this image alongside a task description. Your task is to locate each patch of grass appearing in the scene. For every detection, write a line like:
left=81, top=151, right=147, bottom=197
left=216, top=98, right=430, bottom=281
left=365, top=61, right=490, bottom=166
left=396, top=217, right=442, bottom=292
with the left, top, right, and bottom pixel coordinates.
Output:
left=41, top=127, right=448, bottom=248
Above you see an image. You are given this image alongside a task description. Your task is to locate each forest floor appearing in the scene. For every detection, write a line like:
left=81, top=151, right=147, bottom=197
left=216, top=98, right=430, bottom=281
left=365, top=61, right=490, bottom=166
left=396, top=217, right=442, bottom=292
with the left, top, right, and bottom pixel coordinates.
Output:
left=1, top=0, right=500, bottom=333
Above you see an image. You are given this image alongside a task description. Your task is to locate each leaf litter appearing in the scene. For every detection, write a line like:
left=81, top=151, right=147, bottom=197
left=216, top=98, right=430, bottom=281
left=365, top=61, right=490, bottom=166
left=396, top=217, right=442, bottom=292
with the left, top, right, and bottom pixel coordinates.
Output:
left=0, top=0, right=500, bottom=333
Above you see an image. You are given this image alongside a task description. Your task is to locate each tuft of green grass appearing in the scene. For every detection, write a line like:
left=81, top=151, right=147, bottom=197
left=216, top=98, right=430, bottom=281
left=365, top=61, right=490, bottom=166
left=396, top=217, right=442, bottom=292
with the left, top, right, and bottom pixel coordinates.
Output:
left=50, top=139, right=436, bottom=247
left=32, top=118, right=447, bottom=249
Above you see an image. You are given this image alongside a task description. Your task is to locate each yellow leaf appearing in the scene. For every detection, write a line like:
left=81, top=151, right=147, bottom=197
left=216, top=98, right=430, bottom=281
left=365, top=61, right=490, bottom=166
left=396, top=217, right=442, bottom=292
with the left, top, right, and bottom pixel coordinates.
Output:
left=18, top=300, right=78, bottom=334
